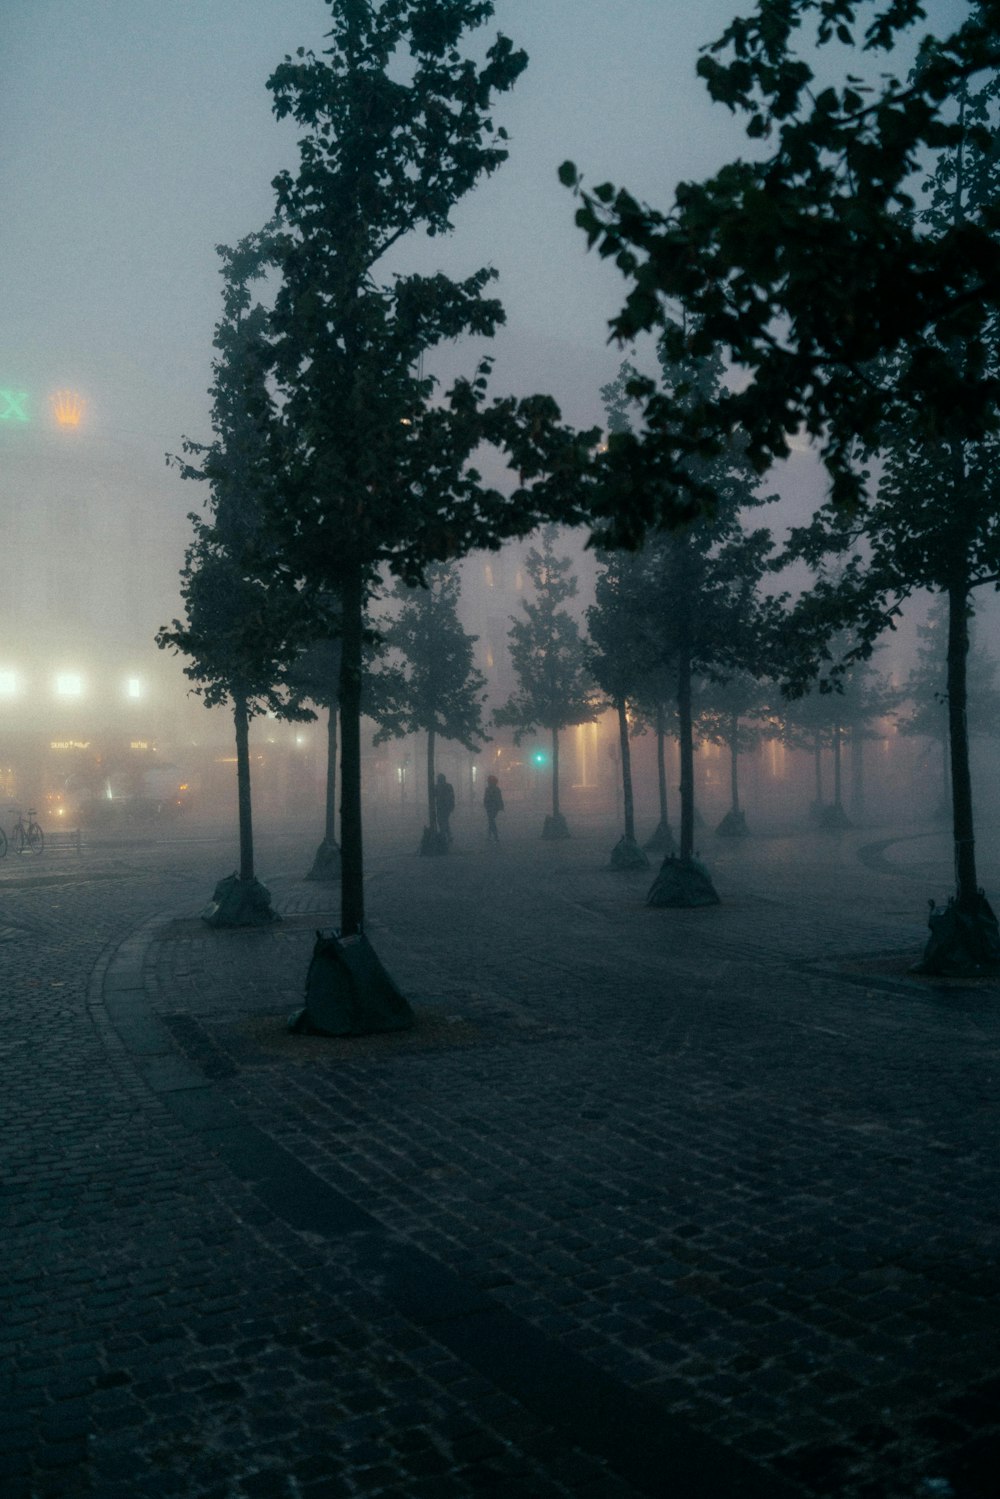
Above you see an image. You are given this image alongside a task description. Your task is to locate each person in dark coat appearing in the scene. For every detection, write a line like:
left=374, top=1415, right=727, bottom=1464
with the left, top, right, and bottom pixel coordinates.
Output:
left=434, top=773, right=456, bottom=844
left=483, top=774, right=504, bottom=842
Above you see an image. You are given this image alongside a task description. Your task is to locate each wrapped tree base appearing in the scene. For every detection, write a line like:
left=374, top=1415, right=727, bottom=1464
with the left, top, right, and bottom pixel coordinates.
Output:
left=915, top=892, right=1000, bottom=976
left=542, top=813, right=570, bottom=840
left=818, top=803, right=851, bottom=831
left=647, top=855, right=720, bottom=909
left=644, top=819, right=676, bottom=855
left=420, top=827, right=449, bottom=856
left=289, top=930, right=416, bottom=1036
left=306, top=838, right=341, bottom=882
left=715, top=809, right=749, bottom=838
left=609, top=835, right=650, bottom=871
left=201, top=874, right=280, bottom=929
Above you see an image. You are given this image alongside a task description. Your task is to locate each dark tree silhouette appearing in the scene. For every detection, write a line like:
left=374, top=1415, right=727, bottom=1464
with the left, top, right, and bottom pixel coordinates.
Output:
left=587, top=549, right=653, bottom=869
left=286, top=625, right=343, bottom=880
left=372, top=563, right=488, bottom=856
left=601, top=329, right=776, bottom=906
left=258, top=3, right=585, bottom=1027
left=561, top=3, right=1000, bottom=528
left=899, top=595, right=1000, bottom=816
left=495, top=528, right=595, bottom=840
left=157, top=229, right=308, bottom=927
left=778, top=74, right=1000, bottom=967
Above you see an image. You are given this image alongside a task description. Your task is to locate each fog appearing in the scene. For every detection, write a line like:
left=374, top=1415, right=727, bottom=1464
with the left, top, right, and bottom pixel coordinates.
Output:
left=2, top=0, right=995, bottom=833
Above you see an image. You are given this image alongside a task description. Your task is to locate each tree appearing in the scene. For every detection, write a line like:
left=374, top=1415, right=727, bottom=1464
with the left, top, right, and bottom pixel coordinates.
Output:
left=781, top=635, right=897, bottom=828
left=495, top=527, right=595, bottom=839
left=564, top=7, right=1000, bottom=967
left=899, top=595, right=1000, bottom=813
left=261, top=3, right=583, bottom=1028
left=157, top=229, right=307, bottom=927
left=285, top=623, right=343, bottom=880
left=585, top=362, right=657, bottom=868
left=372, top=563, right=488, bottom=855
left=773, top=72, right=1000, bottom=965
left=560, top=2, right=1000, bottom=533
left=631, top=675, right=679, bottom=854
left=612, top=330, right=777, bottom=906
left=587, top=548, right=652, bottom=869
left=697, top=670, right=771, bottom=837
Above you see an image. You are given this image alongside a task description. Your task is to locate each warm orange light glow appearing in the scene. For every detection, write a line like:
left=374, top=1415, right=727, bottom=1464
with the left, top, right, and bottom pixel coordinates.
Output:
left=51, top=389, right=84, bottom=427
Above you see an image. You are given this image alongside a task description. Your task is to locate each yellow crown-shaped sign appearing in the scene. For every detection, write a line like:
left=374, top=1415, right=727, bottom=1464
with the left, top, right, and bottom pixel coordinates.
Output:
left=51, top=389, right=84, bottom=427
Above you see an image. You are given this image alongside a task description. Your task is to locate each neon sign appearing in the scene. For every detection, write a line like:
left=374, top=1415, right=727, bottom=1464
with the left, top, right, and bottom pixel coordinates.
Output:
left=0, top=388, right=87, bottom=427
left=51, top=390, right=84, bottom=427
left=0, top=391, right=29, bottom=421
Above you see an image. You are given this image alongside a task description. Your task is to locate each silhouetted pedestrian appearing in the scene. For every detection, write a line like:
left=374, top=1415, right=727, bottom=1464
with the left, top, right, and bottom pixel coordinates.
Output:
left=483, top=775, right=504, bottom=842
left=434, top=773, right=455, bottom=844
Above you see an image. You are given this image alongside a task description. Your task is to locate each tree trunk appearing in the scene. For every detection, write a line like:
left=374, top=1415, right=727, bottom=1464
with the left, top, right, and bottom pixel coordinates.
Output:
left=426, top=725, right=437, bottom=833
left=850, top=723, right=865, bottom=822
left=678, top=645, right=695, bottom=861
left=833, top=723, right=843, bottom=810
left=947, top=580, right=978, bottom=909
left=655, top=703, right=669, bottom=827
left=813, top=733, right=823, bottom=806
left=617, top=696, right=636, bottom=842
left=728, top=710, right=740, bottom=815
left=941, top=729, right=951, bottom=810
left=551, top=725, right=561, bottom=819
left=233, top=691, right=254, bottom=884
left=339, top=567, right=365, bottom=937
left=324, top=704, right=339, bottom=846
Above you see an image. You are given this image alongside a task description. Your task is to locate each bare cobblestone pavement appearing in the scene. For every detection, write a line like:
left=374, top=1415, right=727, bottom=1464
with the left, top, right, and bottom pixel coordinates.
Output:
left=3, top=805, right=1000, bottom=1498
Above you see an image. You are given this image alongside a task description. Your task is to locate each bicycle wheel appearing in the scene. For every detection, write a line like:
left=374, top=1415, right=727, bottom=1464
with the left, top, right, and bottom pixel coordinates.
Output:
left=27, top=824, right=43, bottom=854
left=13, top=826, right=25, bottom=854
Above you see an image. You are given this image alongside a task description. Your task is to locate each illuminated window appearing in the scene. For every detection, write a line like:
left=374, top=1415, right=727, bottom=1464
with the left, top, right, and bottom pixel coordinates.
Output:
left=515, top=570, right=524, bottom=591
left=484, top=563, right=495, bottom=588
left=486, top=647, right=494, bottom=668
left=54, top=673, right=83, bottom=698
left=0, top=671, right=18, bottom=696
left=126, top=677, right=142, bottom=699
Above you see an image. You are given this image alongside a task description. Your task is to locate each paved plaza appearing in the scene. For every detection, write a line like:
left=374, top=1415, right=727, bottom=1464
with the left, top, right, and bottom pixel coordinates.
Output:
left=2, top=803, right=1000, bottom=1497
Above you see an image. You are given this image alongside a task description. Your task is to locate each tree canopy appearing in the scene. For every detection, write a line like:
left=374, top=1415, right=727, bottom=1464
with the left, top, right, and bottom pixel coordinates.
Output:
left=260, top=0, right=586, bottom=936
left=561, top=1, right=1000, bottom=526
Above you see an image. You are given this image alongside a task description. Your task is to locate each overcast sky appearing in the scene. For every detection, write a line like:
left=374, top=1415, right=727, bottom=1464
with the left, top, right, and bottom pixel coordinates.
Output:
left=0, top=1, right=971, bottom=513
left=1, top=1, right=773, bottom=461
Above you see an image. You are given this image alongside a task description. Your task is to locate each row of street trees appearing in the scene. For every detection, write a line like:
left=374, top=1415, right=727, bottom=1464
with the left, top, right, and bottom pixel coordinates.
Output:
left=158, top=1, right=591, bottom=1029
left=159, top=0, right=1000, bottom=1001
left=561, top=0, right=1000, bottom=971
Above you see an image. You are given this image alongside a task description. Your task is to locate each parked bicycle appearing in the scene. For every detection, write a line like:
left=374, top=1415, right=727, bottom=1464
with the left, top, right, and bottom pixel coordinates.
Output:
left=9, top=808, right=44, bottom=855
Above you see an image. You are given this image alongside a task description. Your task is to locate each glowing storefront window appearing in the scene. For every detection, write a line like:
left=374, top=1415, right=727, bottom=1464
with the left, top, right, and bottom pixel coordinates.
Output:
left=0, top=671, right=18, bottom=695
left=54, top=673, right=83, bottom=698
left=126, top=677, right=142, bottom=699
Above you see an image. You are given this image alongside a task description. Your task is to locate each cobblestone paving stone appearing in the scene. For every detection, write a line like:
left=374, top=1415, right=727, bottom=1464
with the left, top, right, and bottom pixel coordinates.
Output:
left=3, top=815, right=1000, bottom=1496
left=2, top=837, right=635, bottom=1498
